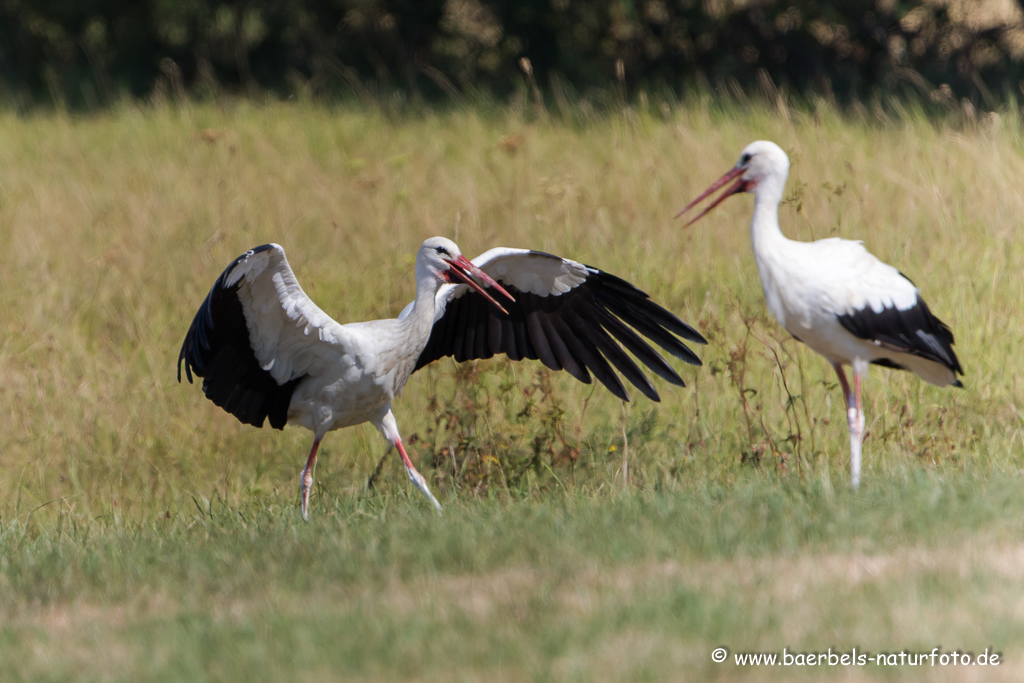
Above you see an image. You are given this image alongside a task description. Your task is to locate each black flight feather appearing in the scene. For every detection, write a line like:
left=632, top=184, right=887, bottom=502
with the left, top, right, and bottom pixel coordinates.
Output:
left=412, top=259, right=706, bottom=401
left=178, top=245, right=303, bottom=430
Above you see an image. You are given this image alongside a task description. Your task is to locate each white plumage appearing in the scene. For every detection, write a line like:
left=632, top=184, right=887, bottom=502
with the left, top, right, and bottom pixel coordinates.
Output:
left=679, top=140, right=962, bottom=488
left=179, top=237, right=705, bottom=517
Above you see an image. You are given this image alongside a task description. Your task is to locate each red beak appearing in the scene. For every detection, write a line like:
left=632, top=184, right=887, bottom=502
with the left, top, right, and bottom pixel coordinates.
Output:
left=675, top=166, right=755, bottom=226
left=446, top=255, right=515, bottom=315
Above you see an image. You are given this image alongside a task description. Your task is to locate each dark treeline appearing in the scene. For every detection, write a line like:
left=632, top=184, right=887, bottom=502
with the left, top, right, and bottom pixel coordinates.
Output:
left=2, top=0, right=1024, bottom=109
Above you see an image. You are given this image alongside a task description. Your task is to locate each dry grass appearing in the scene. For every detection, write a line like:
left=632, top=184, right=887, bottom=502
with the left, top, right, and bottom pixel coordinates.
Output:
left=1, top=99, right=1017, bottom=517
left=1, top=97, right=1022, bottom=680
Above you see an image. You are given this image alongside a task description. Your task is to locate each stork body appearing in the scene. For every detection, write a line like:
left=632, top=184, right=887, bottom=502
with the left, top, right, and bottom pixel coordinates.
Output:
left=179, top=237, right=705, bottom=517
left=680, top=141, right=961, bottom=488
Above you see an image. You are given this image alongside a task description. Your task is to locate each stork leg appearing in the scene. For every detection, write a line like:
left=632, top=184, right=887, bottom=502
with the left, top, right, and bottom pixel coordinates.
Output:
left=299, top=436, right=322, bottom=520
left=833, top=363, right=864, bottom=490
left=378, top=409, right=443, bottom=512
left=851, top=370, right=865, bottom=489
left=395, top=438, right=443, bottom=512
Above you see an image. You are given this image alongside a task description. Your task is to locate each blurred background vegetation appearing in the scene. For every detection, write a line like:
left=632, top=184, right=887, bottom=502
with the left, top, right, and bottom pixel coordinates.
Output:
left=3, top=0, right=1024, bottom=110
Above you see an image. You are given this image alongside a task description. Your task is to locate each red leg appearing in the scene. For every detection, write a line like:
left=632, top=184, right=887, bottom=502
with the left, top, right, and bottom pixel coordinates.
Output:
left=833, top=362, right=853, bottom=410
left=394, top=437, right=416, bottom=473
left=854, top=371, right=864, bottom=425
left=394, top=437, right=443, bottom=512
left=376, top=409, right=442, bottom=512
left=299, top=436, right=322, bottom=520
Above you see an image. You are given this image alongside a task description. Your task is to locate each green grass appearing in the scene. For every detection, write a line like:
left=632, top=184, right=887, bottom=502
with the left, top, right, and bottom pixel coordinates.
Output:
left=1, top=96, right=1023, bottom=680
left=4, top=477, right=1024, bottom=681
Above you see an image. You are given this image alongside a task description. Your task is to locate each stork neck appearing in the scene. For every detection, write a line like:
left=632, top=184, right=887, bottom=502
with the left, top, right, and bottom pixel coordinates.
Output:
left=402, top=270, right=443, bottom=333
left=749, top=181, right=788, bottom=255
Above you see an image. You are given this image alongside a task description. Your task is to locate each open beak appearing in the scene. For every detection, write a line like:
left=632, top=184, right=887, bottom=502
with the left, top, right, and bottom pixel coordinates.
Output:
left=675, top=166, right=754, bottom=226
left=447, top=255, right=515, bottom=315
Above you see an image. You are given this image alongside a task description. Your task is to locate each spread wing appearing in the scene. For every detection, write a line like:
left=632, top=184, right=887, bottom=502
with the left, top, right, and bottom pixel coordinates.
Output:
left=408, top=247, right=706, bottom=401
left=177, top=244, right=348, bottom=428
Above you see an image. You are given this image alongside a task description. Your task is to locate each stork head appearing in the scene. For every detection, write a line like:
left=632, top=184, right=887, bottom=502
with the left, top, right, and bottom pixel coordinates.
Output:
left=417, top=237, right=515, bottom=314
left=676, top=140, right=790, bottom=226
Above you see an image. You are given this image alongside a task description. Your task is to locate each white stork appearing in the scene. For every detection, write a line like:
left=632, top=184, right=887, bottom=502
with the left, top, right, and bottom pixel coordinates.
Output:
left=178, top=237, right=706, bottom=517
left=678, top=140, right=962, bottom=489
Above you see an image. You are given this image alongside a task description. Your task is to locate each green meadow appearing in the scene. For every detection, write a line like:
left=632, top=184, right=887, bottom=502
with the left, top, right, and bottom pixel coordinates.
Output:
left=1, top=97, right=1022, bottom=680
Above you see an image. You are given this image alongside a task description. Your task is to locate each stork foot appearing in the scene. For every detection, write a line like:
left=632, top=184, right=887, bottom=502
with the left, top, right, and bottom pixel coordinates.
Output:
left=394, top=438, right=443, bottom=512
left=405, top=465, right=443, bottom=513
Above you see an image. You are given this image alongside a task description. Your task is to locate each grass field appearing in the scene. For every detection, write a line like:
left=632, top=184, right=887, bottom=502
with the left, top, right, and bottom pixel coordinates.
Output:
left=1, top=95, right=1023, bottom=680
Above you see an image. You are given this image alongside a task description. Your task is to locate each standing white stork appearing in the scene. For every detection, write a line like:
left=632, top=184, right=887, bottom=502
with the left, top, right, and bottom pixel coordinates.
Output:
left=178, top=237, right=706, bottom=517
left=678, top=141, right=962, bottom=489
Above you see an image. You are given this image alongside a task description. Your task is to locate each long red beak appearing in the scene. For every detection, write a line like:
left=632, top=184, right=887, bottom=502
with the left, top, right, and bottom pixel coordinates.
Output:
left=675, top=166, right=753, bottom=226
left=447, top=255, right=515, bottom=315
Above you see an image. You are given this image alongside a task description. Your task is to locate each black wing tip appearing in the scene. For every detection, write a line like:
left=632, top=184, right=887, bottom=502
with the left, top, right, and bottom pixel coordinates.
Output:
left=589, top=268, right=707, bottom=343
left=672, top=345, right=704, bottom=367
left=220, top=244, right=277, bottom=282
left=177, top=335, right=198, bottom=384
left=241, top=243, right=277, bottom=257
left=177, top=358, right=190, bottom=384
left=178, top=338, right=194, bottom=384
left=836, top=297, right=961, bottom=375
left=584, top=268, right=705, bottom=394
left=662, top=319, right=708, bottom=347
left=178, top=244, right=299, bottom=430
left=415, top=260, right=704, bottom=401
left=178, top=244, right=279, bottom=382
left=611, top=385, right=632, bottom=402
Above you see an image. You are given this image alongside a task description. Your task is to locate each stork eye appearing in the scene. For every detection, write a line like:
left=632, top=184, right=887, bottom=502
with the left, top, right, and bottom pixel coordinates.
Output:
left=435, top=246, right=450, bottom=256
left=740, top=152, right=752, bottom=165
